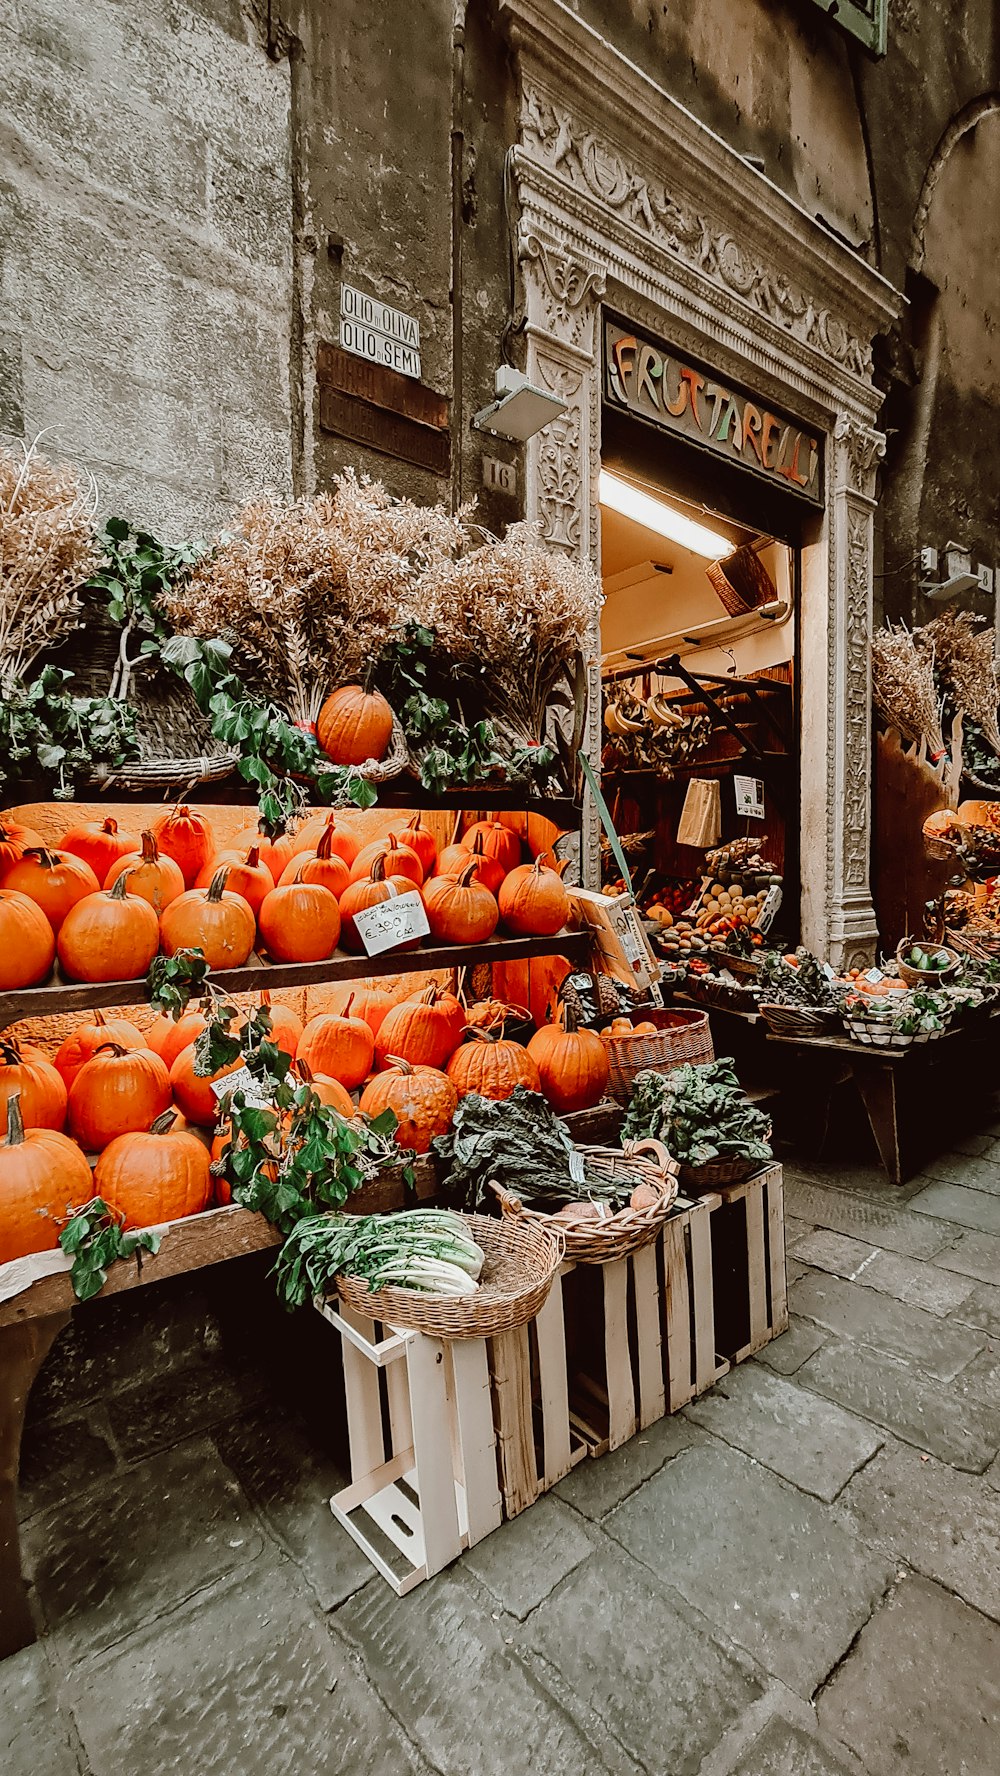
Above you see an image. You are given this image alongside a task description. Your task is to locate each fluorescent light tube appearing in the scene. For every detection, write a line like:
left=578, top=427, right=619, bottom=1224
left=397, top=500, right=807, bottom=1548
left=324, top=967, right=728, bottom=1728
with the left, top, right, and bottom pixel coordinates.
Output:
left=599, top=470, right=735, bottom=560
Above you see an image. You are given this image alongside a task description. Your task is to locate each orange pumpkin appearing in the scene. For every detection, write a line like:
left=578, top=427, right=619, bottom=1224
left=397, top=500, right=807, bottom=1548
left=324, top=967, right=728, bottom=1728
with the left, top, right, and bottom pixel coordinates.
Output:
left=422, top=860, right=499, bottom=945
left=526, top=1007, right=610, bottom=1114
left=231, top=819, right=297, bottom=884
left=280, top=824, right=350, bottom=899
left=57, top=873, right=162, bottom=983
left=493, top=953, right=572, bottom=1029
left=290, top=810, right=360, bottom=866
left=359, top=1056, right=457, bottom=1152
left=338, top=857, right=418, bottom=954
left=495, top=811, right=562, bottom=858
left=0, top=1038, right=67, bottom=1135
left=0, top=820, right=44, bottom=881
left=0, top=888, right=56, bottom=989
left=105, top=830, right=185, bottom=914
left=375, top=983, right=465, bottom=1070
left=293, top=1060, right=355, bottom=1117
left=144, top=1010, right=208, bottom=1070
left=257, top=878, right=341, bottom=962
left=297, top=1003, right=374, bottom=1089
left=321, top=979, right=394, bottom=1037
left=4, top=847, right=100, bottom=932
left=59, top=816, right=139, bottom=885
left=316, top=684, right=394, bottom=765
left=349, top=833, right=423, bottom=888
left=168, top=1043, right=245, bottom=1127
left=246, top=990, right=303, bottom=1059
left=446, top=1030, right=541, bottom=1100
left=68, top=1044, right=171, bottom=1151
left=149, top=803, right=216, bottom=889
left=200, top=846, right=274, bottom=917
left=94, top=1110, right=212, bottom=1227
left=498, top=858, right=570, bottom=936
left=437, top=833, right=506, bottom=896
left=0, top=1091, right=93, bottom=1263
left=461, top=819, right=521, bottom=875
left=389, top=813, right=438, bottom=881
left=159, top=867, right=256, bottom=970
left=54, top=1010, right=147, bottom=1089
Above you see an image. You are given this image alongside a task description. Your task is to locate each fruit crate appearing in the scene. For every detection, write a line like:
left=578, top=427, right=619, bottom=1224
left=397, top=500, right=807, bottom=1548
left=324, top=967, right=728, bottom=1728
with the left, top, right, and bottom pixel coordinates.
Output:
left=708, top=1163, right=788, bottom=1363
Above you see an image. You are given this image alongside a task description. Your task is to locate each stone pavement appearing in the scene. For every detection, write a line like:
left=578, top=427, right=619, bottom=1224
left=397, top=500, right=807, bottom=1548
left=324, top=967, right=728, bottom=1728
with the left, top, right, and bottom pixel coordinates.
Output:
left=6, top=1126, right=1000, bottom=1776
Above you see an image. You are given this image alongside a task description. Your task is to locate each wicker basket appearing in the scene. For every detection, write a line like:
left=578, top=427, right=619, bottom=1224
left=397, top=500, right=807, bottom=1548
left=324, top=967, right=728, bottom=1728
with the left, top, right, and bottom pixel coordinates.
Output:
left=332, top=1211, right=564, bottom=1340
left=683, top=974, right=759, bottom=1014
left=678, top=1145, right=771, bottom=1192
left=895, top=939, right=960, bottom=988
left=707, top=948, right=762, bottom=981
left=706, top=541, right=777, bottom=617
left=492, top=1138, right=680, bottom=1265
left=279, top=711, right=410, bottom=788
left=759, top=1002, right=840, bottom=1038
left=842, top=1020, right=916, bottom=1049
left=78, top=670, right=238, bottom=792
left=602, top=1006, right=714, bottom=1105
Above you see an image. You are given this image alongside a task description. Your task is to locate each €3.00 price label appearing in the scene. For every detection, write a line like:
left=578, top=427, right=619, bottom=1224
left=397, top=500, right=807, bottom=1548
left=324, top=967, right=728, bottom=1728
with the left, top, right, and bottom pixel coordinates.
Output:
left=353, top=890, right=430, bottom=957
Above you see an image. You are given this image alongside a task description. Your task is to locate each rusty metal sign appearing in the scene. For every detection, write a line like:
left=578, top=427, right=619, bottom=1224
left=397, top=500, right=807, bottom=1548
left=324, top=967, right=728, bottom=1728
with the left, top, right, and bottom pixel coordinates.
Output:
left=318, top=345, right=449, bottom=476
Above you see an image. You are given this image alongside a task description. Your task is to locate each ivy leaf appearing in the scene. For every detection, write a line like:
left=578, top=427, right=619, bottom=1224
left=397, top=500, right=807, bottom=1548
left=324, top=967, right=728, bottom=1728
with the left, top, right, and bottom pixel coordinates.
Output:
left=147, top=949, right=209, bottom=1017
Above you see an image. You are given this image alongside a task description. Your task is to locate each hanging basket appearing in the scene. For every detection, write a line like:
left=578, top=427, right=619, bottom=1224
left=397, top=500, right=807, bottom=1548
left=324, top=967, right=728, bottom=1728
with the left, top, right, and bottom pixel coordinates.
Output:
left=492, top=1137, right=679, bottom=1264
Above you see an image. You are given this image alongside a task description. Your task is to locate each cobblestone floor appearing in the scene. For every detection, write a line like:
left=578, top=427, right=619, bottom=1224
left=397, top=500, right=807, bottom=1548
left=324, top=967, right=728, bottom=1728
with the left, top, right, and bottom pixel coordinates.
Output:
left=6, top=1122, right=1000, bottom=1776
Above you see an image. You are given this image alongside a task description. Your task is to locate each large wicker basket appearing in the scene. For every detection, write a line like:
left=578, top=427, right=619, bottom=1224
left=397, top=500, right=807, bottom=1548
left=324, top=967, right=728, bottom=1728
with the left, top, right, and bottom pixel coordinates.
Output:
left=895, top=939, right=959, bottom=987
left=492, top=1138, right=680, bottom=1264
left=602, top=1006, right=714, bottom=1104
left=332, top=1211, right=564, bottom=1339
left=758, top=1002, right=840, bottom=1038
left=678, top=1143, right=771, bottom=1192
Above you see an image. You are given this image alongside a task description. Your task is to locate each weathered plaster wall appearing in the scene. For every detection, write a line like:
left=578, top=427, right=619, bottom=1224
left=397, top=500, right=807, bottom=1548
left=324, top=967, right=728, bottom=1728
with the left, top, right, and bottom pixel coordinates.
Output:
left=0, top=0, right=294, bottom=539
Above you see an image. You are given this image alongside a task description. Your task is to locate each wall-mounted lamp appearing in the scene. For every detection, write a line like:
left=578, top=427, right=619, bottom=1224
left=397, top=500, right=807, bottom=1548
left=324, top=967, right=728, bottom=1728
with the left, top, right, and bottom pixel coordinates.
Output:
left=471, top=367, right=568, bottom=442
left=921, top=542, right=981, bottom=602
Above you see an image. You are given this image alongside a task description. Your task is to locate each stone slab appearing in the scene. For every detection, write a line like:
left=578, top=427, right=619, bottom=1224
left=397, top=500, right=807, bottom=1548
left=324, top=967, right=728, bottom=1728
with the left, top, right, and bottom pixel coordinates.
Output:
left=67, top=1564, right=426, bottom=1776
left=789, top=1272, right=984, bottom=1381
left=212, top=1408, right=372, bottom=1612
left=338, top=1566, right=628, bottom=1774
left=524, top=1541, right=763, bottom=1775
left=553, top=1412, right=698, bottom=1519
left=790, top=1230, right=976, bottom=1316
left=952, top=1279, right=1000, bottom=1338
left=838, top=1442, right=1000, bottom=1622
left=817, top=1577, right=1000, bottom=1776
left=22, top=1435, right=266, bottom=1663
left=606, top=1442, right=893, bottom=1698
left=783, top=1178, right=952, bottom=1260
left=909, top=1180, right=1000, bottom=1236
left=106, top=1359, right=266, bottom=1462
left=686, top=1363, right=882, bottom=1502
left=933, top=1225, right=1000, bottom=1283
left=724, top=1714, right=861, bottom=1776
left=753, top=1317, right=827, bottom=1375
left=0, top=1644, right=82, bottom=1776
left=462, top=1494, right=596, bottom=1620
left=953, top=1346, right=1000, bottom=1409
left=919, top=1153, right=1000, bottom=1195
left=18, top=1408, right=118, bottom=1519
left=798, top=1340, right=999, bottom=1472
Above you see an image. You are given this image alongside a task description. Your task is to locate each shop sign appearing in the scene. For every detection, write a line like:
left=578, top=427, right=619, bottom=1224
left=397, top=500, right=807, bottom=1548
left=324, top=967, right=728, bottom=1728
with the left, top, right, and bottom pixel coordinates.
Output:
left=340, top=283, right=421, bottom=379
left=604, top=319, right=823, bottom=507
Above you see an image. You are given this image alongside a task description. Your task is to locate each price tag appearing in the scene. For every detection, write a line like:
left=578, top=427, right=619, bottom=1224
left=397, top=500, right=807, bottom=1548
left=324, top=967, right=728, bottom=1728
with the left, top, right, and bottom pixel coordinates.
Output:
left=734, top=775, right=766, bottom=820
left=755, top=883, right=783, bottom=935
left=353, top=889, right=430, bottom=956
left=822, top=962, right=836, bottom=980
left=865, top=967, right=884, bottom=985
left=211, top=1065, right=272, bottom=1109
left=568, top=1150, right=587, bottom=1184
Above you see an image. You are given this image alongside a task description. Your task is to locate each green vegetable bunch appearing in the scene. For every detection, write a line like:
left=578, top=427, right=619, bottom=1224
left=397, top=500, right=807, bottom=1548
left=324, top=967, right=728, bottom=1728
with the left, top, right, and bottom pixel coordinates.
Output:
left=432, top=1084, right=617, bottom=1213
left=623, top=1060, right=773, bottom=1168
left=758, top=948, right=838, bottom=1009
left=274, top=1209, right=484, bottom=1309
left=58, top=1198, right=161, bottom=1302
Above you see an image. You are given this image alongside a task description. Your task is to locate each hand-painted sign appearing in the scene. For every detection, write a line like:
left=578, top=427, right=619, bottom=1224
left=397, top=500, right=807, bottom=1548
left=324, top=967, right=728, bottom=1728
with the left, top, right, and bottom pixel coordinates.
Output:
left=604, top=319, right=823, bottom=507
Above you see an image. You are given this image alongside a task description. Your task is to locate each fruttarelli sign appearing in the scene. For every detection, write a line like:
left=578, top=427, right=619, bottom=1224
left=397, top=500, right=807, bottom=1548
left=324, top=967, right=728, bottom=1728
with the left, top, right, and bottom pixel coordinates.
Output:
left=340, top=283, right=421, bottom=379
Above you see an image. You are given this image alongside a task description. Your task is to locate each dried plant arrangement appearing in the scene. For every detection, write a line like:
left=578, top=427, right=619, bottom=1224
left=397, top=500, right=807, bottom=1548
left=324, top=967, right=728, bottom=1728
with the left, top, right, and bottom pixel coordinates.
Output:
left=871, top=622, right=946, bottom=761
left=919, top=608, right=1000, bottom=759
left=0, top=439, right=98, bottom=695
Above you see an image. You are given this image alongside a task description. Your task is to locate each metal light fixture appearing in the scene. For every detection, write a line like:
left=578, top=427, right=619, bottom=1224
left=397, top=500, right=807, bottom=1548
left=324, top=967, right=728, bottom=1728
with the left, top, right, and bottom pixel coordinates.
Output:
left=472, top=367, right=568, bottom=442
left=599, top=470, right=735, bottom=561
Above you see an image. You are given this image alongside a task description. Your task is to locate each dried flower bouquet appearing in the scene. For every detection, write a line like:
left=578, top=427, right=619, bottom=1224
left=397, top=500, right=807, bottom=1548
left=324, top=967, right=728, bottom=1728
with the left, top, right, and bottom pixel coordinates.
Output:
left=0, top=439, right=98, bottom=696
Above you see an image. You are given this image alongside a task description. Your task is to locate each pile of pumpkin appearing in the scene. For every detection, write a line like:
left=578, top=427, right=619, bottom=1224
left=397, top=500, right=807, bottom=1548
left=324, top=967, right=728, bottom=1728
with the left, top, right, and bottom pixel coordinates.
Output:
left=0, top=804, right=574, bottom=989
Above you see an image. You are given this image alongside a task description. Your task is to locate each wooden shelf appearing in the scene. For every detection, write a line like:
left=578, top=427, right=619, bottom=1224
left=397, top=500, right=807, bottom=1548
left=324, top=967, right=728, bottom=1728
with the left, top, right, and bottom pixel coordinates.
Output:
left=7, top=777, right=582, bottom=824
left=0, top=930, right=592, bottom=1030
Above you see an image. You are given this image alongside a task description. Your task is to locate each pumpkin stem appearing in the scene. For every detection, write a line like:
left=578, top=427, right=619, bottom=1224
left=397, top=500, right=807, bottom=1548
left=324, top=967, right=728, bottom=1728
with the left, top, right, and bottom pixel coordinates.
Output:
left=344, top=993, right=355, bottom=1017
left=108, top=871, right=132, bottom=901
left=471, top=834, right=487, bottom=857
left=455, top=860, right=481, bottom=890
left=102, top=817, right=118, bottom=835
left=296, top=1059, right=316, bottom=1084
left=95, top=1010, right=108, bottom=1027
left=369, top=855, right=387, bottom=882
left=384, top=1054, right=414, bottom=1074
left=150, top=1110, right=179, bottom=1135
left=3, top=1090, right=25, bottom=1146
left=316, top=824, right=334, bottom=860
left=246, top=846, right=260, bottom=869
left=0, top=1038, right=24, bottom=1063
left=93, top=1042, right=128, bottom=1058
left=139, top=830, right=159, bottom=864
left=23, top=847, right=59, bottom=869
left=207, top=867, right=231, bottom=901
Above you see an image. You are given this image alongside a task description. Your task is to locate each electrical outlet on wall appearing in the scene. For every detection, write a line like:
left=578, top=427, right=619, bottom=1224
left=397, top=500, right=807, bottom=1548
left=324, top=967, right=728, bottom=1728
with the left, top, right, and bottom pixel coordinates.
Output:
left=919, top=545, right=939, bottom=576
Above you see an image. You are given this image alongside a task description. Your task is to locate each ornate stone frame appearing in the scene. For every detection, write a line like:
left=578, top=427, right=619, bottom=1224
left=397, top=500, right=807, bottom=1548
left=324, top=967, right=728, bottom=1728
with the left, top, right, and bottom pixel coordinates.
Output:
left=499, top=0, right=903, bottom=966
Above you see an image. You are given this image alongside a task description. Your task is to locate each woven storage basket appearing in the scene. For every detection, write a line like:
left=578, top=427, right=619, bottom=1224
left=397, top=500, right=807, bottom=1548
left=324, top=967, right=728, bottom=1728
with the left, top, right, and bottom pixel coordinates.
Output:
left=332, top=1212, right=564, bottom=1340
left=684, top=974, right=759, bottom=1014
left=492, top=1137, right=680, bottom=1265
left=895, top=940, right=959, bottom=987
left=678, top=1145, right=770, bottom=1191
left=923, top=830, right=960, bottom=863
left=706, top=540, right=777, bottom=617
left=602, top=1006, right=714, bottom=1105
left=280, top=711, right=410, bottom=787
left=841, top=1019, right=916, bottom=1049
left=78, top=670, right=238, bottom=792
left=707, top=948, right=761, bottom=982
left=759, top=1002, right=840, bottom=1038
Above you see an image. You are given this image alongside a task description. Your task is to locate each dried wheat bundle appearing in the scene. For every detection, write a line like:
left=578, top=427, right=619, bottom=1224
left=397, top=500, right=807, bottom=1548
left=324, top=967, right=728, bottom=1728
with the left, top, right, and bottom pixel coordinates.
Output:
left=871, top=623, right=946, bottom=759
left=920, top=609, right=1000, bottom=757
left=0, top=438, right=98, bottom=694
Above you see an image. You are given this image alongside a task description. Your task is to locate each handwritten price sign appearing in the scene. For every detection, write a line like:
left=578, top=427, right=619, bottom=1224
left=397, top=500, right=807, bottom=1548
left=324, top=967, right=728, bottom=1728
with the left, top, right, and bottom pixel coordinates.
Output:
left=353, top=890, right=430, bottom=956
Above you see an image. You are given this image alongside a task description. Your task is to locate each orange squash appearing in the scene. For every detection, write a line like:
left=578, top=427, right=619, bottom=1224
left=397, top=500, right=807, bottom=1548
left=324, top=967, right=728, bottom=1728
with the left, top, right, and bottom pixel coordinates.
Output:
left=257, top=877, right=341, bottom=962
left=59, top=816, right=139, bottom=885
left=437, top=833, right=506, bottom=896
left=498, top=858, right=570, bottom=936
left=495, top=810, right=562, bottom=858
left=293, top=1060, right=355, bottom=1117
left=359, top=1056, right=457, bottom=1153
left=57, top=872, right=162, bottom=983
left=338, top=857, right=418, bottom=954
left=389, top=813, right=437, bottom=881
left=422, top=860, right=499, bottom=946
left=0, top=820, right=44, bottom=881
left=68, top=1044, right=171, bottom=1151
left=280, top=824, right=350, bottom=899
left=4, top=847, right=100, bottom=932
left=0, top=1091, right=93, bottom=1263
left=231, top=819, right=297, bottom=884
left=159, top=867, right=256, bottom=970
left=0, top=1038, right=67, bottom=1135
left=374, top=983, right=465, bottom=1070
left=446, top=1030, right=541, bottom=1100
left=149, top=803, right=216, bottom=888
left=0, top=888, right=56, bottom=989
left=297, top=1003, right=374, bottom=1089
left=169, top=1043, right=245, bottom=1127
left=321, top=979, right=394, bottom=1037
left=461, top=819, right=521, bottom=875
left=53, top=1010, right=147, bottom=1089
left=199, top=846, right=274, bottom=918
left=316, top=684, right=394, bottom=765
left=290, top=810, right=360, bottom=866
left=526, top=1006, right=610, bottom=1114
left=94, top=1110, right=212, bottom=1228
left=144, top=1009, right=208, bottom=1070
left=105, top=830, right=185, bottom=914
left=349, top=833, right=423, bottom=888
left=245, top=990, right=303, bottom=1059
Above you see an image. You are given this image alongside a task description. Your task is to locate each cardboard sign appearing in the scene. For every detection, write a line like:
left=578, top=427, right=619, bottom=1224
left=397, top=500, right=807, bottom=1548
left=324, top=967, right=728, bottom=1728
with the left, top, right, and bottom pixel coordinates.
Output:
left=353, top=890, right=429, bottom=956
left=755, top=883, right=783, bottom=935
left=210, top=1065, right=273, bottom=1110
left=734, top=775, right=766, bottom=820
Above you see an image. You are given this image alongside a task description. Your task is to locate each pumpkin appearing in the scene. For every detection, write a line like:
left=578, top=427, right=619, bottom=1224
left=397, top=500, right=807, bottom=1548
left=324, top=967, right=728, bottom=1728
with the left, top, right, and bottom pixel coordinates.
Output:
left=280, top=824, right=350, bottom=899
left=3, top=847, right=100, bottom=932
left=438, top=833, right=506, bottom=896
left=57, top=873, right=162, bottom=983
left=349, top=833, right=423, bottom=888
left=67, top=1043, right=171, bottom=1151
left=231, top=819, right=297, bottom=884
left=0, top=1091, right=93, bottom=1264
left=359, top=1056, right=457, bottom=1153
left=54, top=1010, right=148, bottom=1088
left=258, top=877, right=341, bottom=962
left=0, top=820, right=44, bottom=880
left=168, top=1043, right=245, bottom=1127
left=290, top=810, right=359, bottom=866
left=94, top=1110, right=212, bottom=1227
left=199, top=846, right=274, bottom=917
left=159, top=867, right=257, bottom=970
left=0, top=1038, right=67, bottom=1135
left=498, top=857, right=570, bottom=936
left=316, top=684, right=394, bottom=765
left=375, top=983, right=465, bottom=1070
left=446, top=1029, right=541, bottom=1100
left=144, top=1010, right=208, bottom=1070
left=149, top=803, right=216, bottom=888
left=0, top=888, right=56, bottom=989
left=495, top=811, right=562, bottom=858
left=296, top=1002, right=374, bottom=1088
left=461, top=819, right=521, bottom=874
left=526, top=1006, right=610, bottom=1114
left=338, top=857, right=418, bottom=953
left=422, top=860, right=499, bottom=946
left=246, top=990, right=303, bottom=1058
left=493, top=953, right=572, bottom=1029
left=389, top=813, right=437, bottom=881
left=293, top=1060, right=355, bottom=1117
left=59, top=816, right=139, bottom=885
left=105, top=830, right=185, bottom=914
left=321, top=979, right=394, bottom=1037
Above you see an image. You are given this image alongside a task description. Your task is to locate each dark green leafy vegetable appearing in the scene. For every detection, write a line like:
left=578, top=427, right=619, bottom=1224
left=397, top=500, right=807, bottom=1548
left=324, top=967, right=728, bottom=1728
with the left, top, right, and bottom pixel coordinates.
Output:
left=623, top=1060, right=773, bottom=1167
left=432, top=1085, right=623, bottom=1212
left=58, top=1197, right=161, bottom=1302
